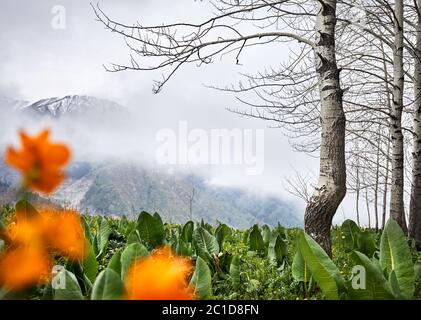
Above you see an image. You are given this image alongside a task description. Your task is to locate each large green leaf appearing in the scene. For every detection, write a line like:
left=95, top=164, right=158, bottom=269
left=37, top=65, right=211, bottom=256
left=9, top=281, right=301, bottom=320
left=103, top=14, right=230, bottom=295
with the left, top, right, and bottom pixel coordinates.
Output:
left=190, top=256, right=212, bottom=299
left=52, top=270, right=84, bottom=300
left=127, top=230, right=142, bottom=244
left=215, top=224, right=232, bottom=250
left=175, top=238, right=192, bottom=257
left=182, top=221, right=194, bottom=243
left=261, top=225, right=271, bottom=246
left=268, top=234, right=287, bottom=264
left=229, top=255, right=241, bottom=290
left=137, top=211, right=164, bottom=248
left=298, top=232, right=344, bottom=299
left=108, top=251, right=122, bottom=275
left=356, top=231, right=377, bottom=257
left=193, top=226, right=219, bottom=261
left=380, top=219, right=415, bottom=299
left=341, top=219, right=360, bottom=250
left=248, top=225, right=265, bottom=254
left=349, top=251, right=394, bottom=300
left=91, top=269, right=124, bottom=300
left=292, top=250, right=311, bottom=283
left=81, top=216, right=94, bottom=244
left=97, top=219, right=111, bottom=258
left=120, top=243, right=149, bottom=280
left=82, top=241, right=98, bottom=283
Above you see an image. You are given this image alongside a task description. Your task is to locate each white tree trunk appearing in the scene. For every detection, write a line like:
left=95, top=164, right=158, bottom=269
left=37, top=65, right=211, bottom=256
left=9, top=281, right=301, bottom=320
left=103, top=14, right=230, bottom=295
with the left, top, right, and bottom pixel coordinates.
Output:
left=304, top=0, right=346, bottom=255
left=409, top=0, right=421, bottom=243
left=390, top=0, right=407, bottom=233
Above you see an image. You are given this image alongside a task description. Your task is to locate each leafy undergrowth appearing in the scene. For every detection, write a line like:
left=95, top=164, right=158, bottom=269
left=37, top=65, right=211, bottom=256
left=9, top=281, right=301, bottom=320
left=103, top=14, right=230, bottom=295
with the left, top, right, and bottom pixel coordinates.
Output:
left=1, top=206, right=420, bottom=300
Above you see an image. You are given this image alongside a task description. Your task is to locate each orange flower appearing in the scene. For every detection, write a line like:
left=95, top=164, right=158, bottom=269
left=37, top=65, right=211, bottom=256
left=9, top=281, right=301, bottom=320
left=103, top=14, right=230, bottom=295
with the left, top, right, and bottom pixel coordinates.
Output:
left=0, top=246, right=51, bottom=291
left=40, top=209, right=87, bottom=261
left=5, top=219, right=44, bottom=246
left=125, top=246, right=195, bottom=300
left=5, top=129, right=71, bottom=194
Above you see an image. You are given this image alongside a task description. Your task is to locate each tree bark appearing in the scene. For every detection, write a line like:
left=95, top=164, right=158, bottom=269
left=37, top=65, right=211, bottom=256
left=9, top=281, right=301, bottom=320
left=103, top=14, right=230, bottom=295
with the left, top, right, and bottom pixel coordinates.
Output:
left=356, top=158, right=361, bottom=227
left=381, top=40, right=391, bottom=231
left=390, top=0, right=408, bottom=233
left=374, top=126, right=381, bottom=232
left=409, top=0, right=421, bottom=243
left=304, top=0, right=346, bottom=256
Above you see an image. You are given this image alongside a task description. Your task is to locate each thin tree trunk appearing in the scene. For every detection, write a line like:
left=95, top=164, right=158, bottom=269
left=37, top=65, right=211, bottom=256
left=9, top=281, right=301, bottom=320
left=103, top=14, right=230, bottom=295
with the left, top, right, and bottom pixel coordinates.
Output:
left=374, top=126, right=381, bottom=232
left=382, top=140, right=391, bottom=230
left=365, top=184, right=371, bottom=229
left=409, top=0, right=421, bottom=243
left=390, top=0, right=408, bottom=233
left=304, top=0, right=346, bottom=256
left=356, top=160, right=361, bottom=227
left=381, top=40, right=391, bottom=231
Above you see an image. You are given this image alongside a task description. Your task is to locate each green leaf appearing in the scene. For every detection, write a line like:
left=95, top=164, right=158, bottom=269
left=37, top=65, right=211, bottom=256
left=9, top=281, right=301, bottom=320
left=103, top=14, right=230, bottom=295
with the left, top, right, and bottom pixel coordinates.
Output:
left=190, top=256, right=212, bottom=299
left=97, top=219, right=111, bottom=258
left=91, top=269, right=124, bottom=300
left=120, top=243, right=149, bottom=280
left=229, top=255, right=241, bottom=290
left=349, top=251, right=394, bottom=300
left=248, top=225, right=265, bottom=255
left=261, top=225, right=271, bottom=246
left=108, top=251, right=122, bottom=275
left=356, top=231, right=377, bottom=257
left=182, top=221, right=194, bottom=243
left=175, top=238, right=192, bottom=256
left=193, top=226, right=219, bottom=262
left=137, top=211, right=164, bottom=248
left=215, top=224, right=231, bottom=250
left=341, top=219, right=360, bottom=250
left=292, top=250, right=311, bottom=283
left=380, top=219, right=415, bottom=299
left=52, top=270, right=84, bottom=300
left=298, top=232, right=344, bottom=300
left=15, top=199, right=39, bottom=220
left=82, top=241, right=98, bottom=283
left=127, top=230, right=142, bottom=244
left=81, top=216, right=94, bottom=244
left=268, top=234, right=287, bottom=264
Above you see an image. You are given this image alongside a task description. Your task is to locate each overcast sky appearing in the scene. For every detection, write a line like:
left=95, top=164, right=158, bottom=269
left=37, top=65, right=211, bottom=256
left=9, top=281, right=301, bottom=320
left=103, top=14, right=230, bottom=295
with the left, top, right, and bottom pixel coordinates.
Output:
left=0, top=0, right=363, bottom=225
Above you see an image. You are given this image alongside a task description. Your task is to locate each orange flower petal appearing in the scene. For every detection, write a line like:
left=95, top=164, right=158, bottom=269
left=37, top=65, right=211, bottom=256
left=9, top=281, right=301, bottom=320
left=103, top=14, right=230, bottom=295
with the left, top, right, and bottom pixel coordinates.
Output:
left=0, top=246, right=52, bottom=291
left=5, top=148, right=34, bottom=172
left=5, top=129, right=71, bottom=194
left=125, top=247, right=195, bottom=300
left=44, top=144, right=71, bottom=166
left=40, top=209, right=86, bottom=261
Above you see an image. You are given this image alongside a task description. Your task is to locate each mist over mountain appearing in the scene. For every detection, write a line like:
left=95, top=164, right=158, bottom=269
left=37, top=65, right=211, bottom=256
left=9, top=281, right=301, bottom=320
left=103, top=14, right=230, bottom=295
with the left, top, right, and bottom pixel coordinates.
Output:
left=0, top=94, right=302, bottom=228
left=21, top=95, right=123, bottom=119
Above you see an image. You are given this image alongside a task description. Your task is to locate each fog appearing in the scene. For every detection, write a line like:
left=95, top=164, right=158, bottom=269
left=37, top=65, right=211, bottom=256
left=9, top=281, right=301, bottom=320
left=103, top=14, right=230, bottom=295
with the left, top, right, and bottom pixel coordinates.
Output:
left=0, top=0, right=363, bottom=225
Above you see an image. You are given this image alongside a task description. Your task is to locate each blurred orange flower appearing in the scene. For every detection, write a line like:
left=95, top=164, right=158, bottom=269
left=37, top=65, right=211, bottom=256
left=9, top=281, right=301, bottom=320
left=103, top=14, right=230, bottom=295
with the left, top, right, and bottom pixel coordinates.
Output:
left=125, top=246, right=195, bottom=300
left=0, top=246, right=51, bottom=291
left=5, top=218, right=44, bottom=246
left=40, top=209, right=87, bottom=261
left=5, top=129, right=71, bottom=194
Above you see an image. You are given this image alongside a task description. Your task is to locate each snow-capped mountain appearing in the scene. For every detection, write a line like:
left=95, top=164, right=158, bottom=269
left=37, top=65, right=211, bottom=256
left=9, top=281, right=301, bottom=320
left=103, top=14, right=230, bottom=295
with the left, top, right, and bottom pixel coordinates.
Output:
left=0, top=94, right=302, bottom=228
left=20, top=95, right=123, bottom=118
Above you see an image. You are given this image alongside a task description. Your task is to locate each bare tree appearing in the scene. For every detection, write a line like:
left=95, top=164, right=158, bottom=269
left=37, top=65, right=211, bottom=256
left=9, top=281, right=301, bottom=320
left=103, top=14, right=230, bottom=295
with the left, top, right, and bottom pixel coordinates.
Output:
left=409, top=0, right=421, bottom=243
left=92, top=0, right=346, bottom=254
